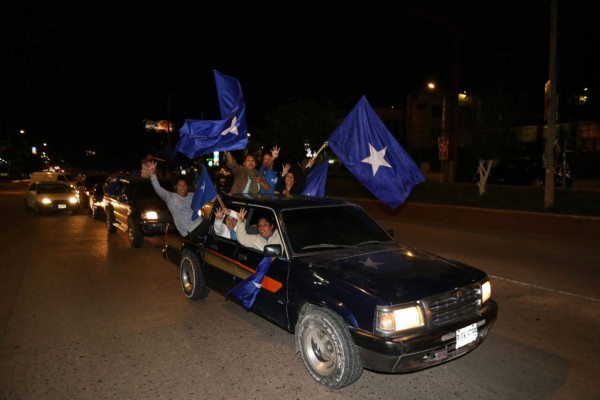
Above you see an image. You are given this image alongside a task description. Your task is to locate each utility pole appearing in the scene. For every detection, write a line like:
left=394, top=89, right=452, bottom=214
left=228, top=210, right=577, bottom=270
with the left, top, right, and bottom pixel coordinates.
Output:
left=408, top=7, right=484, bottom=183
left=545, top=0, right=558, bottom=208
left=166, top=91, right=172, bottom=151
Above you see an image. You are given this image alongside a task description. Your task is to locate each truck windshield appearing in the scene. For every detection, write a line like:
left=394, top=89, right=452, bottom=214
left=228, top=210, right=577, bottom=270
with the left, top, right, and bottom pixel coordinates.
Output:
left=281, top=205, right=392, bottom=254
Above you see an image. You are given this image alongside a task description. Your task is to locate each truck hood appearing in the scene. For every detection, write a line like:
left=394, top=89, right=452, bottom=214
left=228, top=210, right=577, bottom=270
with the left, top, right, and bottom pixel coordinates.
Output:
left=306, top=245, right=487, bottom=304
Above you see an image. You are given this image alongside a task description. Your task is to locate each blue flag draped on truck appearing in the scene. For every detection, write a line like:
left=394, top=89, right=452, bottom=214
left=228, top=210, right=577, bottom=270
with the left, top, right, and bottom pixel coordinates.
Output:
left=227, top=256, right=274, bottom=311
left=301, top=161, right=329, bottom=197
left=175, top=71, right=248, bottom=159
left=190, top=164, right=218, bottom=221
left=327, top=96, right=425, bottom=209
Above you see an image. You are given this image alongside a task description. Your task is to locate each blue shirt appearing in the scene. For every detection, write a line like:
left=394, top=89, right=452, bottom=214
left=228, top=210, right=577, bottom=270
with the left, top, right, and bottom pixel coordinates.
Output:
left=259, top=166, right=278, bottom=195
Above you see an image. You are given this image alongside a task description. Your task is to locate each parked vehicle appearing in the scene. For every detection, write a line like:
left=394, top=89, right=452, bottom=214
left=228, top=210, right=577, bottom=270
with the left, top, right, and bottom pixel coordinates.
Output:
left=24, top=181, right=80, bottom=215
left=104, top=177, right=174, bottom=247
left=162, top=194, right=498, bottom=389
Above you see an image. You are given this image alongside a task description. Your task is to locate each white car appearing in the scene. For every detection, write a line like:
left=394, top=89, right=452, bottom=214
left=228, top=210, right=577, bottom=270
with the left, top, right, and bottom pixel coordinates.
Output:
left=30, top=171, right=81, bottom=189
left=25, top=181, right=80, bottom=215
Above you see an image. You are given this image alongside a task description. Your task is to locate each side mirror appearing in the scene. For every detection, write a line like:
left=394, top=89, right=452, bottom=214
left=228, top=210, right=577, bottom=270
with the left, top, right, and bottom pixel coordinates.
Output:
left=264, top=244, right=282, bottom=257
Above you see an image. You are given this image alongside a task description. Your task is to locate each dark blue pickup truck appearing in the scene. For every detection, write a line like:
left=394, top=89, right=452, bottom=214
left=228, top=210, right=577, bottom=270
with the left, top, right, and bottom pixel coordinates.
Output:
left=162, top=194, right=498, bottom=389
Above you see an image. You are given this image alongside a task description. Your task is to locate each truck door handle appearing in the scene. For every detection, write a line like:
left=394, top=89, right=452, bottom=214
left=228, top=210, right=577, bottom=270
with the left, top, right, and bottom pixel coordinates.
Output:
left=238, top=254, right=247, bottom=261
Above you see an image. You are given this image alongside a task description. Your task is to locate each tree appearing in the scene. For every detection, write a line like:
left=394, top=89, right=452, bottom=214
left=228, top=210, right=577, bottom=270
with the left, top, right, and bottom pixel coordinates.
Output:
left=460, top=86, right=518, bottom=195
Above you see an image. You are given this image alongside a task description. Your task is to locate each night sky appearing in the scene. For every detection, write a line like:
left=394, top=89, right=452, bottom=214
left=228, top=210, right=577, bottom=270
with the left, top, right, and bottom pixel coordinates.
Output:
left=2, top=1, right=598, bottom=165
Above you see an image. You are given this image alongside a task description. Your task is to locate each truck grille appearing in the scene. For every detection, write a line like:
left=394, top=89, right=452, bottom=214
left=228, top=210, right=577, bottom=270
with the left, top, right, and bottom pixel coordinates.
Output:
left=426, top=284, right=480, bottom=326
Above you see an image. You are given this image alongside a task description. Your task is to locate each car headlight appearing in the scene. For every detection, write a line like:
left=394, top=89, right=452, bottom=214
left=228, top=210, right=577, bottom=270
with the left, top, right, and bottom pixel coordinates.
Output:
left=69, top=197, right=78, bottom=204
left=481, top=280, right=492, bottom=303
left=41, top=198, right=52, bottom=204
left=143, top=211, right=159, bottom=220
left=376, top=304, right=424, bottom=333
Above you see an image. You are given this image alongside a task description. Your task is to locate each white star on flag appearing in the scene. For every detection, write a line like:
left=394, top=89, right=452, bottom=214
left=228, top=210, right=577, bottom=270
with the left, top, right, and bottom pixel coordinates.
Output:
left=360, top=257, right=383, bottom=269
left=361, top=143, right=392, bottom=176
left=220, top=115, right=239, bottom=136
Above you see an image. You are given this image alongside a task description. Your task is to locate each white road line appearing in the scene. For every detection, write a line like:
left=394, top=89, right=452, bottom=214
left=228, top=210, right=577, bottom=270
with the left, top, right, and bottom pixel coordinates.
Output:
left=490, top=275, right=600, bottom=302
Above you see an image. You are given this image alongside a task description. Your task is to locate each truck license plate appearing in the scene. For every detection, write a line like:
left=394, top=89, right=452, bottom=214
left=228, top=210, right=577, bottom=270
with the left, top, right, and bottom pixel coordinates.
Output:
left=455, top=323, right=477, bottom=349
left=58, top=204, right=67, bottom=209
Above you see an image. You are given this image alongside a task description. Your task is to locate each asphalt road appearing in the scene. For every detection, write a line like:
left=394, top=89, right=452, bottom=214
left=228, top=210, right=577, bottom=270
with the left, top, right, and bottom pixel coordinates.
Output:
left=0, top=182, right=598, bottom=399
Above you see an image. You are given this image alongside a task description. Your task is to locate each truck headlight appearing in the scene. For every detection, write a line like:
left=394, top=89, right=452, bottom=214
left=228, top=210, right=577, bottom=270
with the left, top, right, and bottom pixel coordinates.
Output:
left=41, top=198, right=52, bottom=204
left=481, top=280, right=491, bottom=303
left=376, top=304, right=424, bottom=333
left=68, top=196, right=78, bottom=204
left=144, top=211, right=158, bottom=220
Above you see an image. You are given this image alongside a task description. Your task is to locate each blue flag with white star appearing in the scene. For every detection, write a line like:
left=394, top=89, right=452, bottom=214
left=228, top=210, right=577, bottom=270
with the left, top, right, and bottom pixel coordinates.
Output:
left=191, top=164, right=218, bottom=221
left=301, top=162, right=329, bottom=197
left=227, top=256, right=274, bottom=311
left=176, top=115, right=247, bottom=159
left=175, top=71, right=248, bottom=159
left=214, top=70, right=248, bottom=139
left=327, top=96, right=425, bottom=209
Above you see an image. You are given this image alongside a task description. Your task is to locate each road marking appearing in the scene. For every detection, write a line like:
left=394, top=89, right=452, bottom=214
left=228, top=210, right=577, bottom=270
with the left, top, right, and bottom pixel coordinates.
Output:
left=490, top=275, right=599, bottom=302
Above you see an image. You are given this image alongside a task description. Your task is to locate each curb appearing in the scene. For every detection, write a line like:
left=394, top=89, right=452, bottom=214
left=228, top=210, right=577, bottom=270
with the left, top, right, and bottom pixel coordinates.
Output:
left=353, top=199, right=600, bottom=242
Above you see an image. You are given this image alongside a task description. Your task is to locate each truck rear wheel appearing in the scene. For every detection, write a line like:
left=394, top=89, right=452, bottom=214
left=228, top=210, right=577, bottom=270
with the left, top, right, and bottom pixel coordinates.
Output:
left=179, top=249, right=208, bottom=300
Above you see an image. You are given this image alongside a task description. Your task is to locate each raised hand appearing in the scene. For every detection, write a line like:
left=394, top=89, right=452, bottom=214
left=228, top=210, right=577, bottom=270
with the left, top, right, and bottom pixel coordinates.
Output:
left=237, top=208, right=247, bottom=223
left=148, top=160, right=158, bottom=174
left=271, top=146, right=280, bottom=159
left=281, top=163, right=291, bottom=177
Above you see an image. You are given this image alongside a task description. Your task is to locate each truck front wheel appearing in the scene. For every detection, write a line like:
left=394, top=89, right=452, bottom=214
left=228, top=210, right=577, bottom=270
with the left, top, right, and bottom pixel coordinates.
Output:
left=295, top=307, right=363, bottom=389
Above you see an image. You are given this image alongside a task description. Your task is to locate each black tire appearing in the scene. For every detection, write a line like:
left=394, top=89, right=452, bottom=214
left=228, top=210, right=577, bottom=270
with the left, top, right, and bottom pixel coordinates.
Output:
left=179, top=249, right=208, bottom=300
left=106, top=209, right=117, bottom=232
left=295, top=307, right=363, bottom=389
left=127, top=218, right=143, bottom=247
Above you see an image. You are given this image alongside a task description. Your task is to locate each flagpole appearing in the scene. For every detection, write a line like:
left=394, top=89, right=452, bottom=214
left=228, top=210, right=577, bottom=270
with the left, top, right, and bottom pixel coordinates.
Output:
left=313, top=142, right=328, bottom=158
left=306, top=142, right=328, bottom=168
left=215, top=194, right=226, bottom=210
